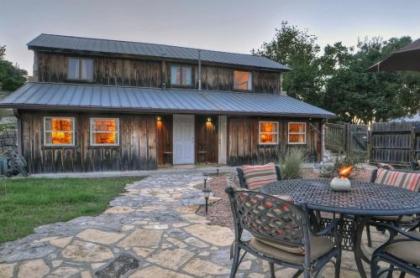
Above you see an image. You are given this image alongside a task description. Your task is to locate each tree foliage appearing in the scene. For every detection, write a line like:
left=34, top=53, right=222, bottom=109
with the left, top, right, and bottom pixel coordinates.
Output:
left=0, top=46, right=27, bottom=91
left=256, top=22, right=420, bottom=123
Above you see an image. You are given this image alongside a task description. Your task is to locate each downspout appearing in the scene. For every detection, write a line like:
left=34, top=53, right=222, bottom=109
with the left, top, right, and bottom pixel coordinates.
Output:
left=13, top=109, right=23, bottom=156
left=198, top=50, right=202, bottom=90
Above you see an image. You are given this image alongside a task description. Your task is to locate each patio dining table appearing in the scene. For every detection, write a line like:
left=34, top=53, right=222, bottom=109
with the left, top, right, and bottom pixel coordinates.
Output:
left=261, top=179, right=420, bottom=278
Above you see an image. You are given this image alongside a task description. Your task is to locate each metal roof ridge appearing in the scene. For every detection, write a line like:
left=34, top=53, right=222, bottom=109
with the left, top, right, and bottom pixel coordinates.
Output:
left=28, top=33, right=278, bottom=60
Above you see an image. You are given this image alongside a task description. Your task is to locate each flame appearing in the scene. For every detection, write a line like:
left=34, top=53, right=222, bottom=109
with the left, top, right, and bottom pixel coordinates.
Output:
left=339, top=165, right=353, bottom=179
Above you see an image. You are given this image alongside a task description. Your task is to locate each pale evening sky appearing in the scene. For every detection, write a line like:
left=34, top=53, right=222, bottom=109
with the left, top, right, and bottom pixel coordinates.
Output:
left=1, top=0, right=419, bottom=74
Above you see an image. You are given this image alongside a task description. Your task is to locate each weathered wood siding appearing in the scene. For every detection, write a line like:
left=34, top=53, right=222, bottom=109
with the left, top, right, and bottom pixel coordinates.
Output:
left=227, top=117, right=322, bottom=165
left=156, top=115, right=173, bottom=165
left=20, top=110, right=157, bottom=173
left=195, top=115, right=218, bottom=163
left=35, top=52, right=281, bottom=94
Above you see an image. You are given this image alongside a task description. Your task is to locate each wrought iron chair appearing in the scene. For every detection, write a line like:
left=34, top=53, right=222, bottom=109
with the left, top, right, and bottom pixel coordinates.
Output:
left=371, top=222, right=420, bottom=277
left=225, top=187, right=342, bottom=278
left=236, top=165, right=282, bottom=189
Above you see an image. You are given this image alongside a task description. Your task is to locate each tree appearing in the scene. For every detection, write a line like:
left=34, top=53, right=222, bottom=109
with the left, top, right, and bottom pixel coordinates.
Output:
left=0, top=45, right=27, bottom=91
left=256, top=24, right=420, bottom=123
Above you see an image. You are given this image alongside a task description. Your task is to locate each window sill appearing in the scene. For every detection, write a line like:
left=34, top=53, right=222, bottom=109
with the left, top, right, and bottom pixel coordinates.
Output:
left=42, top=145, right=76, bottom=149
left=88, top=145, right=120, bottom=148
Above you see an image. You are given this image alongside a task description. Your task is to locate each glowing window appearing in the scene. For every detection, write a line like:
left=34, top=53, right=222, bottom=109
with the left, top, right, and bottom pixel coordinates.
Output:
left=233, top=70, right=252, bottom=91
left=259, top=121, right=279, bottom=145
left=90, top=118, right=119, bottom=146
left=44, top=117, right=75, bottom=146
left=288, top=122, right=306, bottom=144
left=170, top=65, right=192, bottom=86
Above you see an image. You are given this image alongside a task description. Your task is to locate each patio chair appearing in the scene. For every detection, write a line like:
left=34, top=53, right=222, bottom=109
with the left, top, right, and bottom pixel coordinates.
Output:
left=236, top=163, right=282, bottom=189
left=225, top=187, right=342, bottom=278
left=366, top=168, right=420, bottom=247
left=371, top=222, right=420, bottom=277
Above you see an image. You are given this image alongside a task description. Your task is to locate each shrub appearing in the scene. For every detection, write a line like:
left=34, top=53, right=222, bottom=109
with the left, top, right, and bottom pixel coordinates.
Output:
left=281, top=149, right=304, bottom=179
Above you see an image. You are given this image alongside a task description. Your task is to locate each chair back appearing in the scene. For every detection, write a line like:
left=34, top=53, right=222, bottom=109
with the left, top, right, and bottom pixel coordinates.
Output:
left=225, top=187, right=310, bottom=248
left=236, top=165, right=282, bottom=189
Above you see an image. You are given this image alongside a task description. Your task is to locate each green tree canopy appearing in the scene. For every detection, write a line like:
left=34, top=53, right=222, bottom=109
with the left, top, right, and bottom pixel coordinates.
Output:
left=256, top=22, right=420, bottom=123
left=0, top=45, right=27, bottom=91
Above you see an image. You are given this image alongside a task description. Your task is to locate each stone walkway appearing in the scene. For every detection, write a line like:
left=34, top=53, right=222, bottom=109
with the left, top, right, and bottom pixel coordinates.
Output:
left=0, top=172, right=405, bottom=278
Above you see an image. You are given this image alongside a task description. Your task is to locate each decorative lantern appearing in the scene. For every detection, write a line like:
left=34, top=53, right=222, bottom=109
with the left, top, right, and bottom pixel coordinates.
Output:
left=330, top=165, right=353, bottom=191
left=202, top=173, right=211, bottom=215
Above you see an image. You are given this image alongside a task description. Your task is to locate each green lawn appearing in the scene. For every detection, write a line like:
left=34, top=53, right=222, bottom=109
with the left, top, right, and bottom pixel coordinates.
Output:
left=0, top=177, right=139, bottom=243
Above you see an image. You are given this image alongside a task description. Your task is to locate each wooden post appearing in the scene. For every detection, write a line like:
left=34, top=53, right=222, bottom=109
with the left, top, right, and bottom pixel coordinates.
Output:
left=410, top=125, right=416, bottom=165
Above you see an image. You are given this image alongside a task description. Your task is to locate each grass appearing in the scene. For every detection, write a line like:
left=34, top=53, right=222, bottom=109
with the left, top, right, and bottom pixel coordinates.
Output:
left=0, top=177, right=139, bottom=243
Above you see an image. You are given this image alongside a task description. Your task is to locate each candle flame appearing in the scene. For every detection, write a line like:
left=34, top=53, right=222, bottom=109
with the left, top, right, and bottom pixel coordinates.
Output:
left=339, top=165, right=353, bottom=179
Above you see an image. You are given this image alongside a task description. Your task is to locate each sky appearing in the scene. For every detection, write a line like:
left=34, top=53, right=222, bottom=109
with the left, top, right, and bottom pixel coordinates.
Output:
left=1, top=0, right=420, bottom=74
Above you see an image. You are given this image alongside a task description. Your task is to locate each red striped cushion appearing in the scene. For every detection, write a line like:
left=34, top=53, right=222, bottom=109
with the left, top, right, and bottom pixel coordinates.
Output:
left=375, top=168, right=420, bottom=192
left=242, top=163, right=277, bottom=190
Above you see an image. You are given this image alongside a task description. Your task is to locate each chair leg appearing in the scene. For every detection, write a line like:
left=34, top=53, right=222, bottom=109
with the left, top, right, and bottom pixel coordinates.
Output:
left=386, top=264, right=394, bottom=278
left=269, top=262, right=275, bottom=278
left=370, top=256, right=379, bottom=278
left=399, top=272, right=406, bottom=278
left=229, top=244, right=241, bottom=278
left=335, top=249, right=342, bottom=278
left=366, top=225, right=373, bottom=247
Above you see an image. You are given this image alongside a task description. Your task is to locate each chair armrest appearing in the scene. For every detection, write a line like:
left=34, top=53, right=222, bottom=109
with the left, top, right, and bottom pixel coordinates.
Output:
left=314, top=219, right=340, bottom=237
left=275, top=165, right=282, bottom=180
left=370, top=168, right=378, bottom=183
left=370, top=222, right=420, bottom=241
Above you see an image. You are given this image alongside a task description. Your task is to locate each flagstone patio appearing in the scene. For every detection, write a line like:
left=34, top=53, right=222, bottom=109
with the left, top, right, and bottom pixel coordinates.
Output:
left=0, top=171, right=402, bottom=277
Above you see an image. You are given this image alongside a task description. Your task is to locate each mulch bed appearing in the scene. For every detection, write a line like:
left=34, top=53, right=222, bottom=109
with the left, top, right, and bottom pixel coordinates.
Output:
left=196, top=167, right=375, bottom=229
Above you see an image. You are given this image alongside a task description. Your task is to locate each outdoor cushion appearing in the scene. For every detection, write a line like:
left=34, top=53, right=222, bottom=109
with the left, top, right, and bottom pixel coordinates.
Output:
left=374, top=168, right=420, bottom=192
left=383, top=232, right=420, bottom=266
left=241, top=163, right=277, bottom=189
left=249, top=235, right=333, bottom=264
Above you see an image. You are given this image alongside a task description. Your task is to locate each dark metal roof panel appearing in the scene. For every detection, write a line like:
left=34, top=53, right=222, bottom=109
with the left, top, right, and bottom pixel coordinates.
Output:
left=28, top=34, right=288, bottom=71
left=0, top=82, right=335, bottom=118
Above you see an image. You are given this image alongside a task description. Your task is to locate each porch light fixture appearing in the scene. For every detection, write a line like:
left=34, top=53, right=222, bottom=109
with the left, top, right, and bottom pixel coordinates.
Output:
left=156, top=116, right=163, bottom=128
left=206, top=117, right=212, bottom=123
left=202, top=173, right=211, bottom=215
left=156, top=116, right=162, bottom=121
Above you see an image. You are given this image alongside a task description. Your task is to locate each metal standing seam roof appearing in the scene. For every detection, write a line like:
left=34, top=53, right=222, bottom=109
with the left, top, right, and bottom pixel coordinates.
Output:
left=28, top=34, right=289, bottom=71
left=0, top=82, right=335, bottom=118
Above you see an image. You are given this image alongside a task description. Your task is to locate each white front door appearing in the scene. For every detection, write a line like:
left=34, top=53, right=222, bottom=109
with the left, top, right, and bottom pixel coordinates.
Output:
left=173, top=114, right=195, bottom=164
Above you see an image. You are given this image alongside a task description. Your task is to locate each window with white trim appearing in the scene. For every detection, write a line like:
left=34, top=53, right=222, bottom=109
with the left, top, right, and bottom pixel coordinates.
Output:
left=68, top=57, right=94, bottom=81
left=170, top=64, right=192, bottom=86
left=233, top=70, right=252, bottom=91
left=90, top=118, right=120, bottom=146
left=44, top=117, right=75, bottom=146
left=259, top=121, right=279, bottom=145
left=288, top=122, right=306, bottom=144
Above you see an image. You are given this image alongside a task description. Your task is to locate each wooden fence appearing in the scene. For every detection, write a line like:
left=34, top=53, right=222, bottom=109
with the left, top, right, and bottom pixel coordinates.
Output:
left=325, top=123, right=368, bottom=158
left=370, top=121, right=420, bottom=166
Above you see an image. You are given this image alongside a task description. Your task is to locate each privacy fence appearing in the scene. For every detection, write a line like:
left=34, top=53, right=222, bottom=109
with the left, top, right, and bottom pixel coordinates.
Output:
left=325, top=123, right=368, bottom=159
left=0, top=127, right=17, bottom=153
left=370, top=121, right=420, bottom=166
left=325, top=121, right=420, bottom=167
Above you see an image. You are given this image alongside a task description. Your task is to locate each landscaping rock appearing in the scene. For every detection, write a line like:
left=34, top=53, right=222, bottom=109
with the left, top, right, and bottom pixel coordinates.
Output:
left=61, top=240, right=113, bottom=262
left=94, top=254, right=139, bottom=278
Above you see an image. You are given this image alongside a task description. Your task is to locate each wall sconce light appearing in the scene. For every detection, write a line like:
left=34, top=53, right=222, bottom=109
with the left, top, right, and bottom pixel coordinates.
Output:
left=156, top=116, right=162, bottom=121
left=206, top=117, right=212, bottom=123
left=156, top=116, right=163, bottom=128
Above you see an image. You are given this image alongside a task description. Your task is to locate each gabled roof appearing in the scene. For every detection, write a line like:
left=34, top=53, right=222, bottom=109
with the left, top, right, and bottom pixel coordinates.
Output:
left=28, top=34, right=289, bottom=72
left=0, top=82, right=334, bottom=118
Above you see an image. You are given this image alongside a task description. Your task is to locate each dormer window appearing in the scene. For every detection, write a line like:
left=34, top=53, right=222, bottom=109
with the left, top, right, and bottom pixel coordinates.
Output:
left=234, top=70, right=252, bottom=91
left=68, top=57, right=94, bottom=81
left=170, top=65, right=192, bottom=86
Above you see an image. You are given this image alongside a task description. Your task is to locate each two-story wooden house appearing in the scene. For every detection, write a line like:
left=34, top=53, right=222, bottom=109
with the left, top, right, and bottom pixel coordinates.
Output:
left=0, top=34, right=334, bottom=173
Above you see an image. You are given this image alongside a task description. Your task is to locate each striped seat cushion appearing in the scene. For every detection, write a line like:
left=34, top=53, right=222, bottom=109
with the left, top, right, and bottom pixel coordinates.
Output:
left=374, top=168, right=420, bottom=192
left=242, top=163, right=277, bottom=189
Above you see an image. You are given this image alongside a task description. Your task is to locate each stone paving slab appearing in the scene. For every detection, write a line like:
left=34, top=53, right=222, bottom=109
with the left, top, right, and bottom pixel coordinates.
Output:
left=0, top=172, right=412, bottom=277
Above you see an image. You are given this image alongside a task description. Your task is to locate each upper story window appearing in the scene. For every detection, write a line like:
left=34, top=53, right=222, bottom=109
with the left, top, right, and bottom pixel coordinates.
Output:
left=288, top=122, right=306, bottom=144
left=234, top=70, right=252, bottom=91
left=259, top=121, right=279, bottom=145
left=90, top=118, right=120, bottom=146
left=44, top=117, right=75, bottom=146
left=68, top=57, right=94, bottom=81
left=170, top=65, right=192, bottom=86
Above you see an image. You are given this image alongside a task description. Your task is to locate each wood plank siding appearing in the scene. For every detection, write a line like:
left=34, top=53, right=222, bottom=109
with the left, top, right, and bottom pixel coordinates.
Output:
left=19, top=111, right=157, bottom=173
left=227, top=117, right=322, bottom=165
left=35, top=52, right=281, bottom=94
